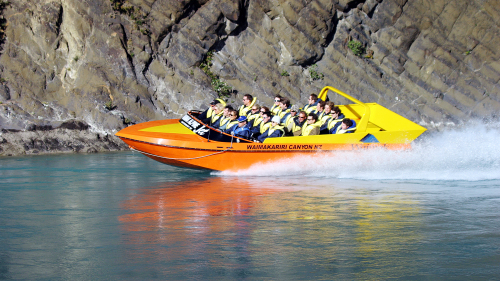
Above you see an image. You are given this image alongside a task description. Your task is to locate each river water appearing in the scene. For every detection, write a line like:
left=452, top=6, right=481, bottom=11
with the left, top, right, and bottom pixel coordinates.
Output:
left=1, top=122, right=499, bottom=280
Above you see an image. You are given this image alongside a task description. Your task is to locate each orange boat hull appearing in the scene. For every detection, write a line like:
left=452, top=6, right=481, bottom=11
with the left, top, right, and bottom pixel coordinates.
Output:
left=116, top=118, right=410, bottom=172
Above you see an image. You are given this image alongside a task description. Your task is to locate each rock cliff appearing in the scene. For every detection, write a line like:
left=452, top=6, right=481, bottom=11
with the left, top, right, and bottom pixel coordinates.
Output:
left=0, top=0, right=499, bottom=155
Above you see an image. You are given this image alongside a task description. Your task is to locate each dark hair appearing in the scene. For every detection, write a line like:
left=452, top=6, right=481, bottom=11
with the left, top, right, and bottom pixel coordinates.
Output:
left=261, top=106, right=270, bottom=112
left=317, top=100, right=326, bottom=108
left=298, top=111, right=307, bottom=118
left=332, top=106, right=341, bottom=115
left=262, top=111, right=272, bottom=118
left=308, top=113, right=318, bottom=122
left=309, top=94, right=318, bottom=102
left=243, top=94, right=253, bottom=101
left=280, top=97, right=290, bottom=107
left=326, top=101, right=335, bottom=109
left=225, top=105, right=234, bottom=110
left=342, top=118, right=353, bottom=127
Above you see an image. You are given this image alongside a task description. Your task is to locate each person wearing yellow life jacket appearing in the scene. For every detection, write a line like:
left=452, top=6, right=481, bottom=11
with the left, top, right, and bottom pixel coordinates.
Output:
left=257, top=116, right=285, bottom=143
left=300, top=113, right=321, bottom=136
left=315, top=100, right=326, bottom=119
left=223, top=110, right=240, bottom=134
left=249, top=106, right=268, bottom=130
left=291, top=111, right=308, bottom=136
left=247, top=104, right=261, bottom=125
left=334, top=118, right=356, bottom=134
left=238, top=94, right=257, bottom=117
left=209, top=103, right=225, bottom=128
left=302, top=94, right=319, bottom=114
left=282, top=104, right=299, bottom=133
left=318, top=102, right=335, bottom=134
left=277, top=98, right=291, bottom=121
left=270, top=95, right=282, bottom=115
left=216, top=105, right=234, bottom=130
left=199, top=98, right=226, bottom=123
left=326, top=106, right=346, bottom=134
left=250, top=110, right=272, bottom=139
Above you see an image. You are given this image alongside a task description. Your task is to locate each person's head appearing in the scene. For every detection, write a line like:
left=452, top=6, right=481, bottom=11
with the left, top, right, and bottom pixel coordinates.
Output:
left=260, top=106, right=270, bottom=116
left=308, top=94, right=318, bottom=105
left=274, top=95, right=282, bottom=105
left=243, top=94, right=253, bottom=106
left=331, top=106, right=341, bottom=119
left=209, top=99, right=219, bottom=110
left=262, top=111, right=272, bottom=122
left=223, top=105, right=234, bottom=116
left=297, top=111, right=307, bottom=122
left=341, top=118, right=353, bottom=130
left=279, top=98, right=290, bottom=110
left=316, top=100, right=326, bottom=112
left=214, top=103, right=224, bottom=113
left=290, top=104, right=299, bottom=116
left=229, top=109, right=238, bottom=120
left=251, top=104, right=261, bottom=114
left=237, top=116, right=248, bottom=127
left=271, top=115, right=281, bottom=126
left=307, top=113, right=318, bottom=124
left=324, top=101, right=335, bottom=114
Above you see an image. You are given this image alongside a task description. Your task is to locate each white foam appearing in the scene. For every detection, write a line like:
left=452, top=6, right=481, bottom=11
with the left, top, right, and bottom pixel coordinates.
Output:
left=216, top=120, right=500, bottom=181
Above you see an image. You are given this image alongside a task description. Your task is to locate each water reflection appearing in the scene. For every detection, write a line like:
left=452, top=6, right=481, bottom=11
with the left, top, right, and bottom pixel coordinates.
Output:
left=119, top=177, right=426, bottom=279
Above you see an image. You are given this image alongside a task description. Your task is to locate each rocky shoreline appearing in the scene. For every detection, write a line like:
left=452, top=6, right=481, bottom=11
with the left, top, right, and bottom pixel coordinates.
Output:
left=0, top=120, right=128, bottom=157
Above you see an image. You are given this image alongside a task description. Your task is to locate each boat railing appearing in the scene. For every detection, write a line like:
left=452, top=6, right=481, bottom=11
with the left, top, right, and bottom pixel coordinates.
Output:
left=318, top=86, right=370, bottom=132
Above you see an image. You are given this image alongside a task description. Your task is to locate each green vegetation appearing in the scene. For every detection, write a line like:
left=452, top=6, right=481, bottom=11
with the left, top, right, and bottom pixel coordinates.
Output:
left=465, top=50, right=472, bottom=55
left=308, top=64, right=324, bottom=81
left=105, top=100, right=116, bottom=111
left=123, top=118, right=132, bottom=125
left=200, top=51, right=232, bottom=97
left=0, top=77, right=7, bottom=83
left=348, top=40, right=365, bottom=56
left=73, top=56, right=79, bottom=62
left=281, top=70, right=290, bottom=77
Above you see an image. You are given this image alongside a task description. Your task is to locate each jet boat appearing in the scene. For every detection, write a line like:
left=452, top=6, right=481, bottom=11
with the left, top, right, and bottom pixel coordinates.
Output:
left=115, top=86, right=426, bottom=171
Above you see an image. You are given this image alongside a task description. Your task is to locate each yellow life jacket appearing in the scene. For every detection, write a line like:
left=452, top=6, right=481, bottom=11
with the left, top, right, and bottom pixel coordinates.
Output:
left=319, top=113, right=331, bottom=126
left=247, top=111, right=260, bottom=123
left=210, top=112, right=223, bottom=125
left=327, top=118, right=342, bottom=130
left=335, top=125, right=357, bottom=134
left=278, top=108, right=290, bottom=120
left=266, top=125, right=285, bottom=138
left=238, top=97, right=256, bottom=117
left=270, top=104, right=281, bottom=115
left=218, top=116, right=231, bottom=130
left=252, top=116, right=263, bottom=128
left=303, top=104, right=316, bottom=114
left=224, top=120, right=239, bottom=131
left=301, top=122, right=321, bottom=136
left=260, top=121, right=271, bottom=134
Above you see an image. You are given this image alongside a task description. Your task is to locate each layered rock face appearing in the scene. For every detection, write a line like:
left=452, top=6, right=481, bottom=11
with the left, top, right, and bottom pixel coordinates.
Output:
left=0, top=0, right=499, bottom=155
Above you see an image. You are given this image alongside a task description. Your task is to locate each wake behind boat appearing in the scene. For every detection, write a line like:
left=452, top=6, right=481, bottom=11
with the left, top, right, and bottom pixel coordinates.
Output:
left=115, top=86, right=426, bottom=171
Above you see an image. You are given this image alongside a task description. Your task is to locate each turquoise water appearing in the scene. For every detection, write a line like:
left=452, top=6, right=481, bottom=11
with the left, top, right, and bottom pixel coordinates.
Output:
left=1, top=123, right=500, bottom=280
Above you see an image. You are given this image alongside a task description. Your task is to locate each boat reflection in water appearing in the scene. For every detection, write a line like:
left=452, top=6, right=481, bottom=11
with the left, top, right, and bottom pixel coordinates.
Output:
left=118, top=176, right=425, bottom=279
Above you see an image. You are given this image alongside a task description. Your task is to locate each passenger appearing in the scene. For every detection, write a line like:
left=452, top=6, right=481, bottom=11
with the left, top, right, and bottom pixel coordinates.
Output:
left=300, top=113, right=321, bottom=136
left=249, top=106, right=269, bottom=129
left=250, top=111, right=272, bottom=139
left=232, top=116, right=251, bottom=139
left=257, top=116, right=285, bottom=143
left=291, top=111, right=308, bottom=136
left=318, top=102, right=335, bottom=134
left=270, top=95, right=282, bottom=115
left=238, top=94, right=256, bottom=117
left=326, top=107, right=345, bottom=134
left=247, top=104, right=261, bottom=125
left=315, top=100, right=326, bottom=119
left=199, top=98, right=226, bottom=123
left=282, top=104, right=299, bottom=131
left=277, top=98, right=291, bottom=120
left=223, top=110, right=239, bottom=133
left=209, top=103, right=225, bottom=128
left=303, top=94, right=319, bottom=114
left=217, top=105, right=234, bottom=130
left=334, top=118, right=356, bottom=134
